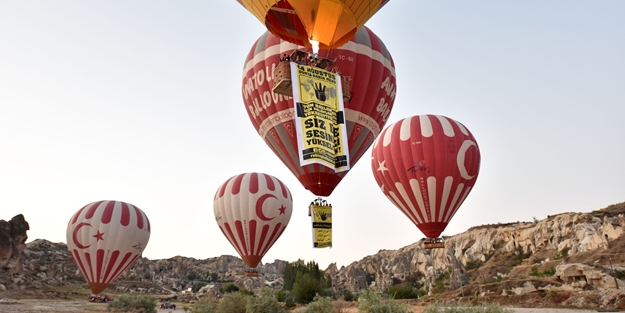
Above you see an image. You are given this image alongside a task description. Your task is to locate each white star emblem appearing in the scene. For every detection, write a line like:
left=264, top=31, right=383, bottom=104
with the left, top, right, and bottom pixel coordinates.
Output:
left=377, top=160, right=389, bottom=174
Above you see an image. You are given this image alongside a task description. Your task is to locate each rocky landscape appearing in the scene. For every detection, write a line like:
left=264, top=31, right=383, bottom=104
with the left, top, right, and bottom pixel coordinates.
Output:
left=1, top=202, right=625, bottom=310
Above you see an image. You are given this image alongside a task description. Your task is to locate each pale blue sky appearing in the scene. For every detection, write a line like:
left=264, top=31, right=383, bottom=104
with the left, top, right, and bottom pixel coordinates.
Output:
left=1, top=1, right=624, bottom=269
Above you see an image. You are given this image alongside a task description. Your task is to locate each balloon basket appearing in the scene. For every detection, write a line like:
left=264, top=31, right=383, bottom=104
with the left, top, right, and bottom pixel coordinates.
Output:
left=244, top=269, right=259, bottom=277
left=272, top=61, right=293, bottom=97
left=424, top=238, right=445, bottom=249
left=272, top=50, right=351, bottom=102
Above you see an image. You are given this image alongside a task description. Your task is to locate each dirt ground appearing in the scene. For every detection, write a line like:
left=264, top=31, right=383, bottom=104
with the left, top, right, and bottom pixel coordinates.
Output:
left=0, top=299, right=606, bottom=313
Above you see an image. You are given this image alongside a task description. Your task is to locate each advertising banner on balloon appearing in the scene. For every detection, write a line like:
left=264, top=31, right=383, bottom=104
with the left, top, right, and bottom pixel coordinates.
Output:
left=310, top=203, right=332, bottom=248
left=292, top=62, right=350, bottom=172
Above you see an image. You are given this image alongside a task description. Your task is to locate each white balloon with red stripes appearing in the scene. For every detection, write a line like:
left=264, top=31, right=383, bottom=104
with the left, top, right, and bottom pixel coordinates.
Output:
left=213, top=172, right=293, bottom=270
left=371, top=114, right=481, bottom=239
left=66, top=200, right=151, bottom=295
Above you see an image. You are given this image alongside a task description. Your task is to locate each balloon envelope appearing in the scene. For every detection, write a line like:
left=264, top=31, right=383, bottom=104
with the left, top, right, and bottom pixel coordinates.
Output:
left=242, top=26, right=396, bottom=196
left=370, top=115, right=481, bottom=238
left=66, top=200, right=151, bottom=294
left=236, top=0, right=391, bottom=49
left=214, top=172, right=293, bottom=269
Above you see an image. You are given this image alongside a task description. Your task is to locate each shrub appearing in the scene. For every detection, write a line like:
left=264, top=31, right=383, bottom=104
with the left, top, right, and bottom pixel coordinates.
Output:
left=301, top=295, right=337, bottom=313
left=192, top=297, right=217, bottom=313
left=423, top=303, right=513, bottom=313
left=246, top=287, right=287, bottom=313
left=530, top=266, right=556, bottom=277
left=193, top=281, right=208, bottom=293
left=344, top=290, right=354, bottom=302
left=276, top=290, right=287, bottom=302
left=238, top=286, right=253, bottom=296
left=465, top=259, right=483, bottom=271
left=217, top=292, right=248, bottom=313
left=358, top=288, right=411, bottom=313
left=107, top=294, right=157, bottom=313
left=220, top=283, right=240, bottom=294
left=431, top=269, right=451, bottom=294
left=285, top=298, right=296, bottom=308
left=387, top=284, right=418, bottom=299
left=404, top=272, right=424, bottom=285
left=334, top=300, right=350, bottom=313
left=292, top=273, right=322, bottom=304
left=554, top=247, right=570, bottom=260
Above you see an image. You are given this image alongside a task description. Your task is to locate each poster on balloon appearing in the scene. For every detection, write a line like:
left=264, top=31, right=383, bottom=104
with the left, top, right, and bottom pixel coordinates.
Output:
left=310, top=203, right=332, bottom=248
left=292, top=63, right=350, bottom=172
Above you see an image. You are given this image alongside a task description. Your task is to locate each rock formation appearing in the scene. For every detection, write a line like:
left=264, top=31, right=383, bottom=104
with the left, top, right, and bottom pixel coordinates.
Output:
left=0, top=214, right=29, bottom=276
left=329, top=203, right=625, bottom=296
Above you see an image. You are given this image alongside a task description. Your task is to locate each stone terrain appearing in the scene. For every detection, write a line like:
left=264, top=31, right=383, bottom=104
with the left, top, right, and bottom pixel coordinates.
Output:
left=1, top=202, right=624, bottom=310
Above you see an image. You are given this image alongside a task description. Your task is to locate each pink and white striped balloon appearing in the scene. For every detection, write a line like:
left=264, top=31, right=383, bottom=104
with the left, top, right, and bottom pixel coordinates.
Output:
left=371, top=115, right=481, bottom=239
left=66, top=200, right=150, bottom=294
left=214, top=172, right=293, bottom=269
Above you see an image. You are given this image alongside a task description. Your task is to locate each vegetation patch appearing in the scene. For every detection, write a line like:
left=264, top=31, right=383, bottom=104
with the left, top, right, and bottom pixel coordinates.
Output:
left=358, top=288, right=411, bottom=313
left=529, top=266, right=556, bottom=277
left=423, top=302, right=514, bottom=313
left=107, top=294, right=156, bottom=313
left=431, top=269, right=451, bottom=294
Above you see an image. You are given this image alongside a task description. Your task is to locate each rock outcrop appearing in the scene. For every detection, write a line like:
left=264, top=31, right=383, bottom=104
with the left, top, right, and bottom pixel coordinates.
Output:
left=329, top=204, right=625, bottom=295
left=0, top=214, right=29, bottom=276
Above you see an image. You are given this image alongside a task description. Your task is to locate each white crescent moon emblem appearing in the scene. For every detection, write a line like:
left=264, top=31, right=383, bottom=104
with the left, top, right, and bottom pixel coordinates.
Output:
left=256, top=194, right=278, bottom=221
left=457, top=140, right=478, bottom=180
left=72, top=222, right=92, bottom=249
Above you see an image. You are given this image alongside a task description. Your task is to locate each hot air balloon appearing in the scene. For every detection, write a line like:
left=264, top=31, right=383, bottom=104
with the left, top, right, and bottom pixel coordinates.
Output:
left=214, top=172, right=293, bottom=276
left=242, top=26, right=396, bottom=199
left=66, top=200, right=151, bottom=295
left=236, top=0, right=391, bottom=50
left=370, top=115, right=481, bottom=249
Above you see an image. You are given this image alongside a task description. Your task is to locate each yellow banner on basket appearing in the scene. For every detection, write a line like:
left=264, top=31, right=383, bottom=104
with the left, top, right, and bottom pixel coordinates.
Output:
left=291, top=62, right=350, bottom=172
left=310, top=204, right=332, bottom=248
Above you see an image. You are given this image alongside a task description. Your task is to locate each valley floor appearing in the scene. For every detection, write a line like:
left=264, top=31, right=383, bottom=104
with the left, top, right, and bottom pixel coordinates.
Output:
left=0, top=299, right=606, bottom=313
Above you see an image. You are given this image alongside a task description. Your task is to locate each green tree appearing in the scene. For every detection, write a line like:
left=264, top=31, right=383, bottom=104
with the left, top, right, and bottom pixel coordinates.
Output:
left=207, top=271, right=219, bottom=282
left=292, top=273, right=323, bottom=304
left=283, top=259, right=306, bottom=291
left=283, top=259, right=331, bottom=291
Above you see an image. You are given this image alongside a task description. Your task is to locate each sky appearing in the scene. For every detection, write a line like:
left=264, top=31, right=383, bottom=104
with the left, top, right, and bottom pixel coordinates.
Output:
left=1, top=1, right=624, bottom=270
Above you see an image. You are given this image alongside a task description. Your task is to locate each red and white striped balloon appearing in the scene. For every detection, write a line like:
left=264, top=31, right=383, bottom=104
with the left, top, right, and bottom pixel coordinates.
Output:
left=371, top=115, right=481, bottom=239
left=66, top=200, right=150, bottom=295
left=214, top=173, right=293, bottom=269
